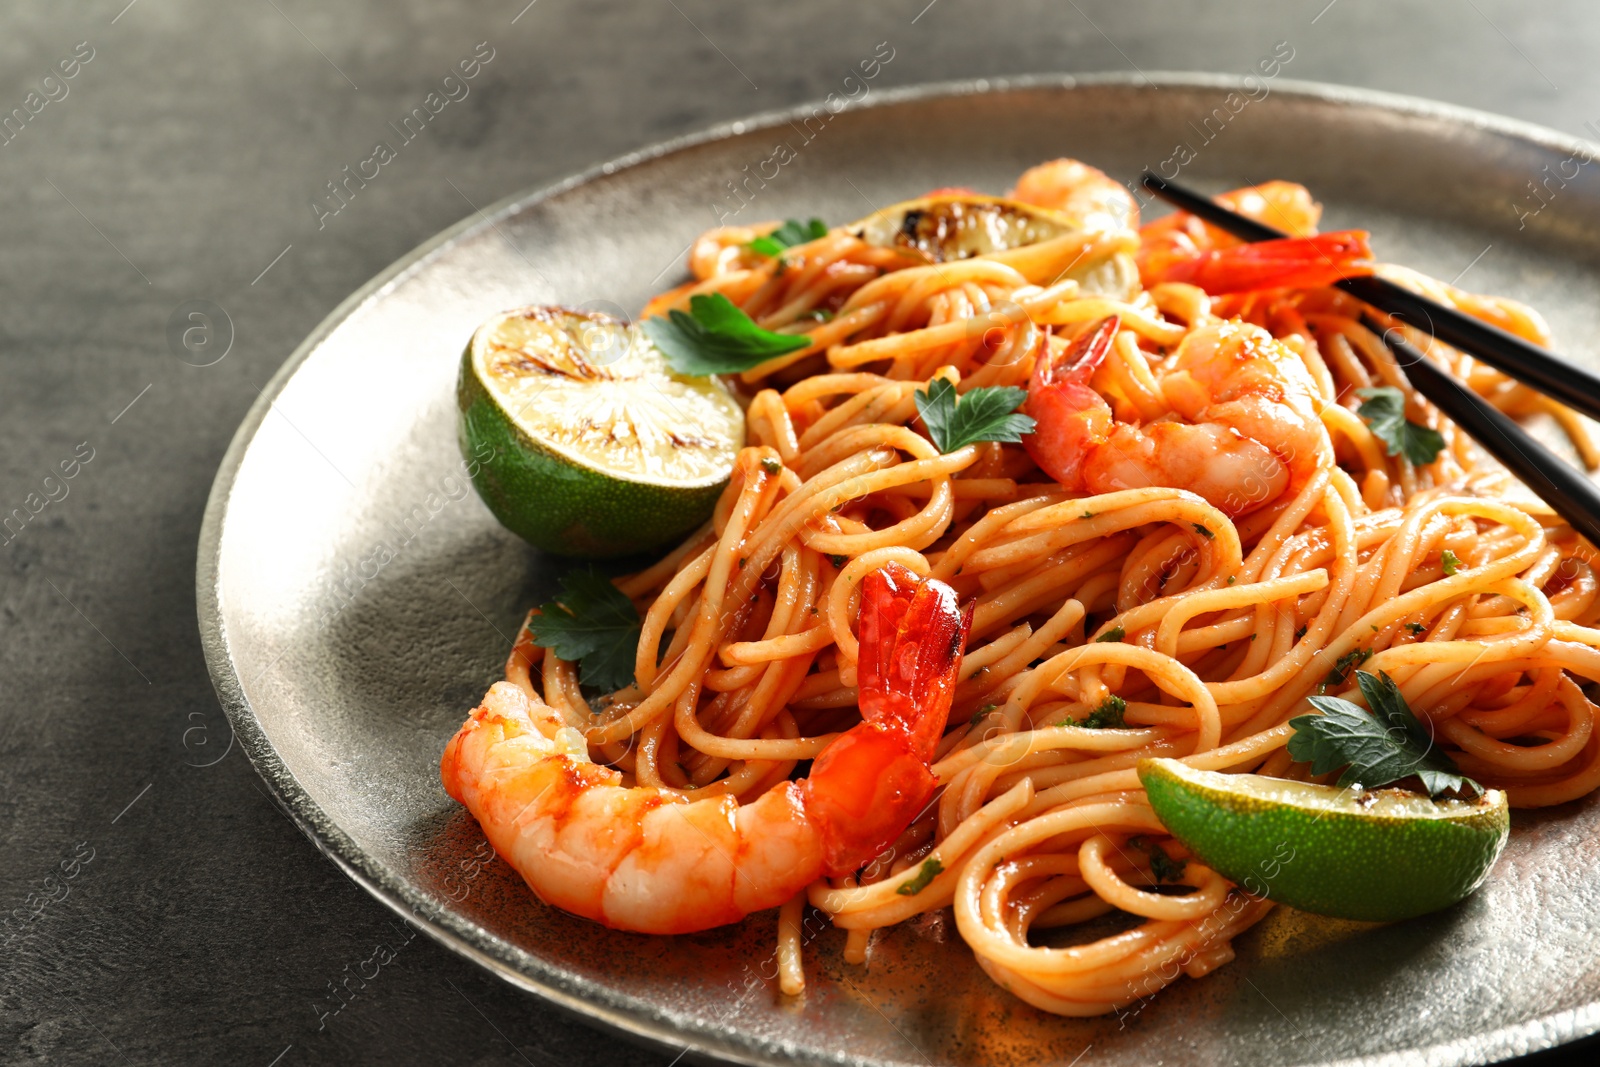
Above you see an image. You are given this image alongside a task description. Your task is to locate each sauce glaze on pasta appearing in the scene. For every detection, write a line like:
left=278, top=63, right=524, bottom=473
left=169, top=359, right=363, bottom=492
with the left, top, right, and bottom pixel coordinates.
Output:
left=492, top=162, right=1600, bottom=1015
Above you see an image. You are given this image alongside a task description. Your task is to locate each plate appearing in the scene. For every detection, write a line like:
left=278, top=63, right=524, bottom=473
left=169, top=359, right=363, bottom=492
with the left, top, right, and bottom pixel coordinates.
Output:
left=198, top=75, right=1600, bottom=1066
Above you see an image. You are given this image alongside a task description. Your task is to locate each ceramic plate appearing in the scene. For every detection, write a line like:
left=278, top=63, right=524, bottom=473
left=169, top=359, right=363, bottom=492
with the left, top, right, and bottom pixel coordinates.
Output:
left=198, top=75, right=1600, bottom=1066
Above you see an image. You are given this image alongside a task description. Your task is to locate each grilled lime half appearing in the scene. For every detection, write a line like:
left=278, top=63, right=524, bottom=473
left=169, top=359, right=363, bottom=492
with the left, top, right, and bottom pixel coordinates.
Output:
left=851, top=193, right=1139, bottom=297
left=1138, top=758, right=1510, bottom=922
left=459, top=306, right=744, bottom=558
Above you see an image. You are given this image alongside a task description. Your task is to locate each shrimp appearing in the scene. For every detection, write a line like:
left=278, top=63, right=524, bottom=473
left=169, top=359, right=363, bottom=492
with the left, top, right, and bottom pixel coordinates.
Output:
left=439, top=563, right=971, bottom=934
left=1023, top=316, right=1330, bottom=516
left=1139, top=229, right=1374, bottom=294
left=1141, top=179, right=1322, bottom=250
left=1133, top=177, right=1372, bottom=294
left=1009, top=158, right=1140, bottom=232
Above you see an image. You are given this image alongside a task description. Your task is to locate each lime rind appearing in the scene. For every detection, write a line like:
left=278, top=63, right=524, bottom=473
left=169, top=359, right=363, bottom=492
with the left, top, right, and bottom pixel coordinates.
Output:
left=459, top=306, right=744, bottom=559
left=470, top=308, right=742, bottom=489
left=850, top=194, right=1139, bottom=298
left=853, top=194, right=1074, bottom=261
left=1156, top=767, right=1494, bottom=822
left=1138, top=758, right=1510, bottom=923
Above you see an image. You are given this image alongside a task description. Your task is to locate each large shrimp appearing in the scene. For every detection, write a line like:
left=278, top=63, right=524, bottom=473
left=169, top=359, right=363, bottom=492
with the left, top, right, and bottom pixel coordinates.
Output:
left=439, top=563, right=971, bottom=934
left=1134, top=180, right=1376, bottom=293
left=1141, top=179, right=1323, bottom=249
left=1009, top=158, right=1141, bottom=232
left=1013, top=167, right=1369, bottom=293
left=1140, top=229, right=1373, bottom=294
left=1023, top=316, right=1330, bottom=516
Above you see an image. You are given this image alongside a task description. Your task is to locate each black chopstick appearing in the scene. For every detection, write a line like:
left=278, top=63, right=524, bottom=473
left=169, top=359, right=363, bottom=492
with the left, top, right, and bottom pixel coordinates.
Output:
left=1133, top=170, right=1600, bottom=544
left=1140, top=172, right=1600, bottom=426
left=1364, top=317, right=1600, bottom=548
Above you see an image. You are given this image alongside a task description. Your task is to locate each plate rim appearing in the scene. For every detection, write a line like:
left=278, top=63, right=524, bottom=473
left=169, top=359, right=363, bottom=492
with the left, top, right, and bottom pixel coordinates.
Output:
left=196, top=71, right=1600, bottom=1067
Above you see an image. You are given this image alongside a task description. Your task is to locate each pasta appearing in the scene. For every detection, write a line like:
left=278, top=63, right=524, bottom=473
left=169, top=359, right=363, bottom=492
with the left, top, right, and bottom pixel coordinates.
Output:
left=454, top=159, right=1600, bottom=1016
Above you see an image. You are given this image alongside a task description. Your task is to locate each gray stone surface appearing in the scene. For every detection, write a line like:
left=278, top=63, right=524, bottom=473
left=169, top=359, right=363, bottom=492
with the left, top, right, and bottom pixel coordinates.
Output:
left=1, top=1, right=1597, bottom=1064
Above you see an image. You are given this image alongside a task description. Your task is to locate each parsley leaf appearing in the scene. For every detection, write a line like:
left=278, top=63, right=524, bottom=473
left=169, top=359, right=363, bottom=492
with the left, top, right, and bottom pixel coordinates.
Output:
left=1290, top=670, right=1482, bottom=797
left=896, top=857, right=944, bottom=896
left=1321, top=647, right=1371, bottom=692
left=1406, top=622, right=1427, bottom=635
left=969, top=703, right=999, bottom=728
left=1441, top=549, right=1461, bottom=576
left=1355, top=386, right=1446, bottom=467
left=527, top=570, right=641, bottom=692
left=748, top=217, right=828, bottom=257
left=1096, top=626, right=1125, bottom=643
left=914, top=378, right=1035, bottom=454
left=641, top=293, right=810, bottom=376
left=1192, top=523, right=1214, bottom=539
left=1129, top=836, right=1188, bottom=883
left=1082, top=695, right=1126, bottom=729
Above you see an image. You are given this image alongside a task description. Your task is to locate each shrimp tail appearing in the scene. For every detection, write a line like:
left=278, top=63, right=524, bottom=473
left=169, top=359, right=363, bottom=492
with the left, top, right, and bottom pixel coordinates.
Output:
left=800, top=563, right=971, bottom=876
left=1022, top=316, right=1121, bottom=489
left=1034, top=315, right=1120, bottom=392
left=1142, top=230, right=1374, bottom=294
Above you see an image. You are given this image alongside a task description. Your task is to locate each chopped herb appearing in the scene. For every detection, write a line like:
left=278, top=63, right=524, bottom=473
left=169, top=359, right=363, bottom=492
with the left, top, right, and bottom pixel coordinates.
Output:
left=1322, top=647, right=1372, bottom=692
left=760, top=456, right=782, bottom=474
left=748, top=217, right=829, bottom=258
left=1406, top=622, right=1427, bottom=635
left=1192, top=523, right=1214, bottom=539
left=1081, top=511, right=1096, bottom=519
left=969, top=703, right=999, bottom=728
left=1295, top=625, right=1308, bottom=640
left=1355, top=385, right=1446, bottom=467
left=896, top=857, right=944, bottom=896
left=1249, top=633, right=1258, bottom=641
left=1441, top=549, right=1461, bottom=576
left=528, top=570, right=642, bottom=692
left=913, top=378, right=1036, bottom=454
left=1226, top=576, right=1236, bottom=585
left=1371, top=624, right=1380, bottom=633
left=1096, top=626, right=1126, bottom=643
left=736, top=557, right=746, bottom=570
left=642, top=293, right=810, bottom=376
left=828, top=554, right=848, bottom=569
left=1130, top=836, right=1188, bottom=883
left=1082, top=695, right=1127, bottom=729
left=1291, top=669, right=1481, bottom=797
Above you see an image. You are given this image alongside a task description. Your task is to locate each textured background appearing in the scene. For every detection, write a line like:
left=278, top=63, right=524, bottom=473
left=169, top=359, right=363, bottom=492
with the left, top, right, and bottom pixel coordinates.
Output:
left=2, top=1, right=1598, bottom=1065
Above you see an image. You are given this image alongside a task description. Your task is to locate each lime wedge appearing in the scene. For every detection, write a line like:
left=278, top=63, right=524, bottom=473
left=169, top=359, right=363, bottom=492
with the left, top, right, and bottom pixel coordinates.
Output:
left=1138, top=758, right=1509, bottom=922
left=458, top=306, right=744, bottom=558
left=851, top=194, right=1138, bottom=296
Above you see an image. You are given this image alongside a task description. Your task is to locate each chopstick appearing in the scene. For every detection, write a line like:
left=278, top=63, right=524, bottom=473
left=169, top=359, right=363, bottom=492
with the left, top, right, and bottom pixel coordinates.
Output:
left=1140, top=172, right=1600, bottom=426
left=1365, top=317, right=1600, bottom=548
left=1137, top=171, right=1600, bottom=547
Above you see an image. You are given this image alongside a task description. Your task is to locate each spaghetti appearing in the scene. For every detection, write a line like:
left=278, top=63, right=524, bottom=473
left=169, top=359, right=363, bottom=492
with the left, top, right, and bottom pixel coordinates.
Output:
left=448, top=159, right=1600, bottom=1016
